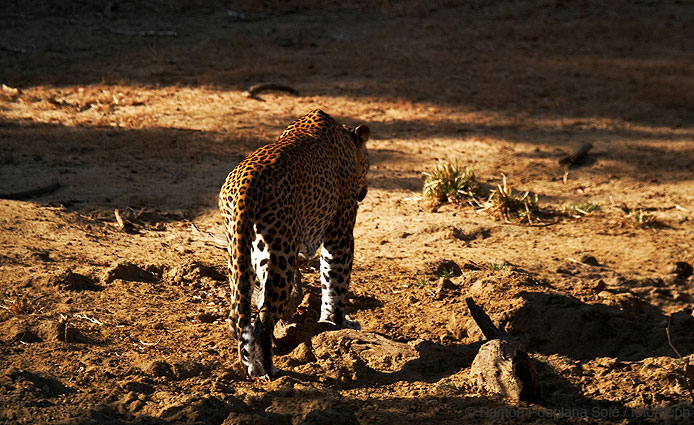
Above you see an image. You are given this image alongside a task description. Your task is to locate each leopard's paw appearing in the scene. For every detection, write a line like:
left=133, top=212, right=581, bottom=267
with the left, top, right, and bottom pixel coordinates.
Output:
left=342, top=314, right=361, bottom=330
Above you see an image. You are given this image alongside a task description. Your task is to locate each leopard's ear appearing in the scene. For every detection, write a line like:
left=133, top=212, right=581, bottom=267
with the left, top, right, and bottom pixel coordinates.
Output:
left=354, top=124, right=370, bottom=146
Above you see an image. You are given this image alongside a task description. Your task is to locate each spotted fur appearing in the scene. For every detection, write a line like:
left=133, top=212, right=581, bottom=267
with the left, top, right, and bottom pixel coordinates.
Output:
left=219, top=109, right=370, bottom=380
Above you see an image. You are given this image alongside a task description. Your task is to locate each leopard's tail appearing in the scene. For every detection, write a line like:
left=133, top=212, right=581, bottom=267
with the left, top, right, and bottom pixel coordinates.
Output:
left=219, top=185, right=255, bottom=362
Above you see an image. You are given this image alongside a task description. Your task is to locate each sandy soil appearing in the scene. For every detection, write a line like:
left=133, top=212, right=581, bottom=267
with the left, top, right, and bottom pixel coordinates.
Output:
left=1, top=1, right=693, bottom=424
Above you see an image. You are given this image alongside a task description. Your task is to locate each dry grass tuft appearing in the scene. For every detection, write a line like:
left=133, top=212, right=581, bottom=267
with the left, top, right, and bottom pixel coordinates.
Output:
left=565, top=202, right=601, bottom=218
left=478, top=174, right=539, bottom=224
left=0, top=293, right=36, bottom=317
left=621, top=206, right=660, bottom=229
left=423, top=161, right=482, bottom=205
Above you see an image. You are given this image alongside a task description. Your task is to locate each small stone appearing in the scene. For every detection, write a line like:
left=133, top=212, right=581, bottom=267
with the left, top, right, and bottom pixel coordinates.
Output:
left=197, top=312, right=218, bottom=323
left=592, top=280, right=606, bottom=294
left=274, top=319, right=314, bottom=353
left=435, top=278, right=456, bottom=299
left=140, top=360, right=175, bottom=380
left=2, top=318, right=42, bottom=343
left=580, top=255, right=600, bottom=266
left=171, top=360, right=209, bottom=380
left=594, top=357, right=620, bottom=369
left=668, top=261, right=693, bottom=280
left=446, top=312, right=467, bottom=340
left=39, top=318, right=91, bottom=343
left=122, top=380, right=155, bottom=395
left=286, top=342, right=316, bottom=366
left=218, top=361, right=248, bottom=381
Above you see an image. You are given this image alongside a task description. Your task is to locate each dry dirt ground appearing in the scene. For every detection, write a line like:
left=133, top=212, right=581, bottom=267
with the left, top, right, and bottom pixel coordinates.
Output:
left=1, top=1, right=694, bottom=424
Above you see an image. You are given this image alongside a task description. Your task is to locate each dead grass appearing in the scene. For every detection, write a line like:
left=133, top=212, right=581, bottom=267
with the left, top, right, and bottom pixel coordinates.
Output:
left=422, top=161, right=482, bottom=205
left=0, top=293, right=36, bottom=318
left=621, top=207, right=660, bottom=229
left=478, top=174, right=540, bottom=224
left=565, top=202, right=601, bottom=218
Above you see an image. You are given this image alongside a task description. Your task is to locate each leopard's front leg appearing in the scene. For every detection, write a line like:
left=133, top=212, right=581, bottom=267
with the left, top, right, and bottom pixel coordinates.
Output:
left=318, top=205, right=360, bottom=330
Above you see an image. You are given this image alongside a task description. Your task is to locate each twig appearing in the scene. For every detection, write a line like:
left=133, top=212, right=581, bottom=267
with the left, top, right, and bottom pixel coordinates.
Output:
left=138, top=338, right=161, bottom=347
left=246, top=83, right=298, bottom=99
left=566, top=257, right=590, bottom=267
left=667, top=315, right=682, bottom=358
left=0, top=181, right=60, bottom=200
left=114, top=209, right=125, bottom=229
left=75, top=313, right=103, bottom=325
left=559, top=142, right=593, bottom=167
left=667, top=315, right=694, bottom=401
left=113, top=209, right=138, bottom=233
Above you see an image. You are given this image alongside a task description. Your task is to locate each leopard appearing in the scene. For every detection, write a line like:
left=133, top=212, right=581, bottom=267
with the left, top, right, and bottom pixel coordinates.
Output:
left=218, top=109, right=370, bottom=380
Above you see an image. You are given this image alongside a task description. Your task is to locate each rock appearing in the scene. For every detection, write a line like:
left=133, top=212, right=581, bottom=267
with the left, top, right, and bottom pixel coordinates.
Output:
left=171, top=360, right=209, bottom=380
left=197, top=312, right=219, bottom=323
left=121, top=380, right=155, bottom=395
left=286, top=342, right=317, bottom=366
left=435, top=277, right=457, bottom=299
left=217, top=361, right=248, bottom=381
left=39, top=317, right=92, bottom=343
left=104, top=262, right=157, bottom=283
left=668, top=261, right=693, bottom=281
left=446, top=312, right=487, bottom=344
left=592, top=279, right=606, bottom=293
left=140, top=360, right=175, bottom=380
left=165, top=261, right=226, bottom=285
left=48, top=269, right=100, bottom=291
left=446, top=312, right=468, bottom=340
left=580, top=255, right=600, bottom=266
left=9, top=370, right=68, bottom=396
left=594, top=357, right=620, bottom=369
left=312, top=329, right=418, bottom=373
left=469, top=339, right=539, bottom=401
left=274, top=319, right=315, bottom=353
left=1, top=318, right=42, bottom=343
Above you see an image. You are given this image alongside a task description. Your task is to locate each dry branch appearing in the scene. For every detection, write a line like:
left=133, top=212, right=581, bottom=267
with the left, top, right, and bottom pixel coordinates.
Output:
left=559, top=142, right=593, bottom=166
left=465, top=297, right=508, bottom=341
left=466, top=297, right=539, bottom=401
left=189, top=223, right=227, bottom=250
left=112, top=209, right=137, bottom=233
left=0, top=181, right=60, bottom=200
left=114, top=209, right=126, bottom=229
left=247, top=83, right=298, bottom=99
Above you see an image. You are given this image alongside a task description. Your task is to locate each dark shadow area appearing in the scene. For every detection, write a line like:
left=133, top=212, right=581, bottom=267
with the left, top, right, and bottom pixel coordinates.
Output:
left=259, top=366, right=667, bottom=424
left=366, top=118, right=694, bottom=180
left=3, top=1, right=694, bottom=130
left=0, top=119, right=258, bottom=214
left=502, top=291, right=694, bottom=362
